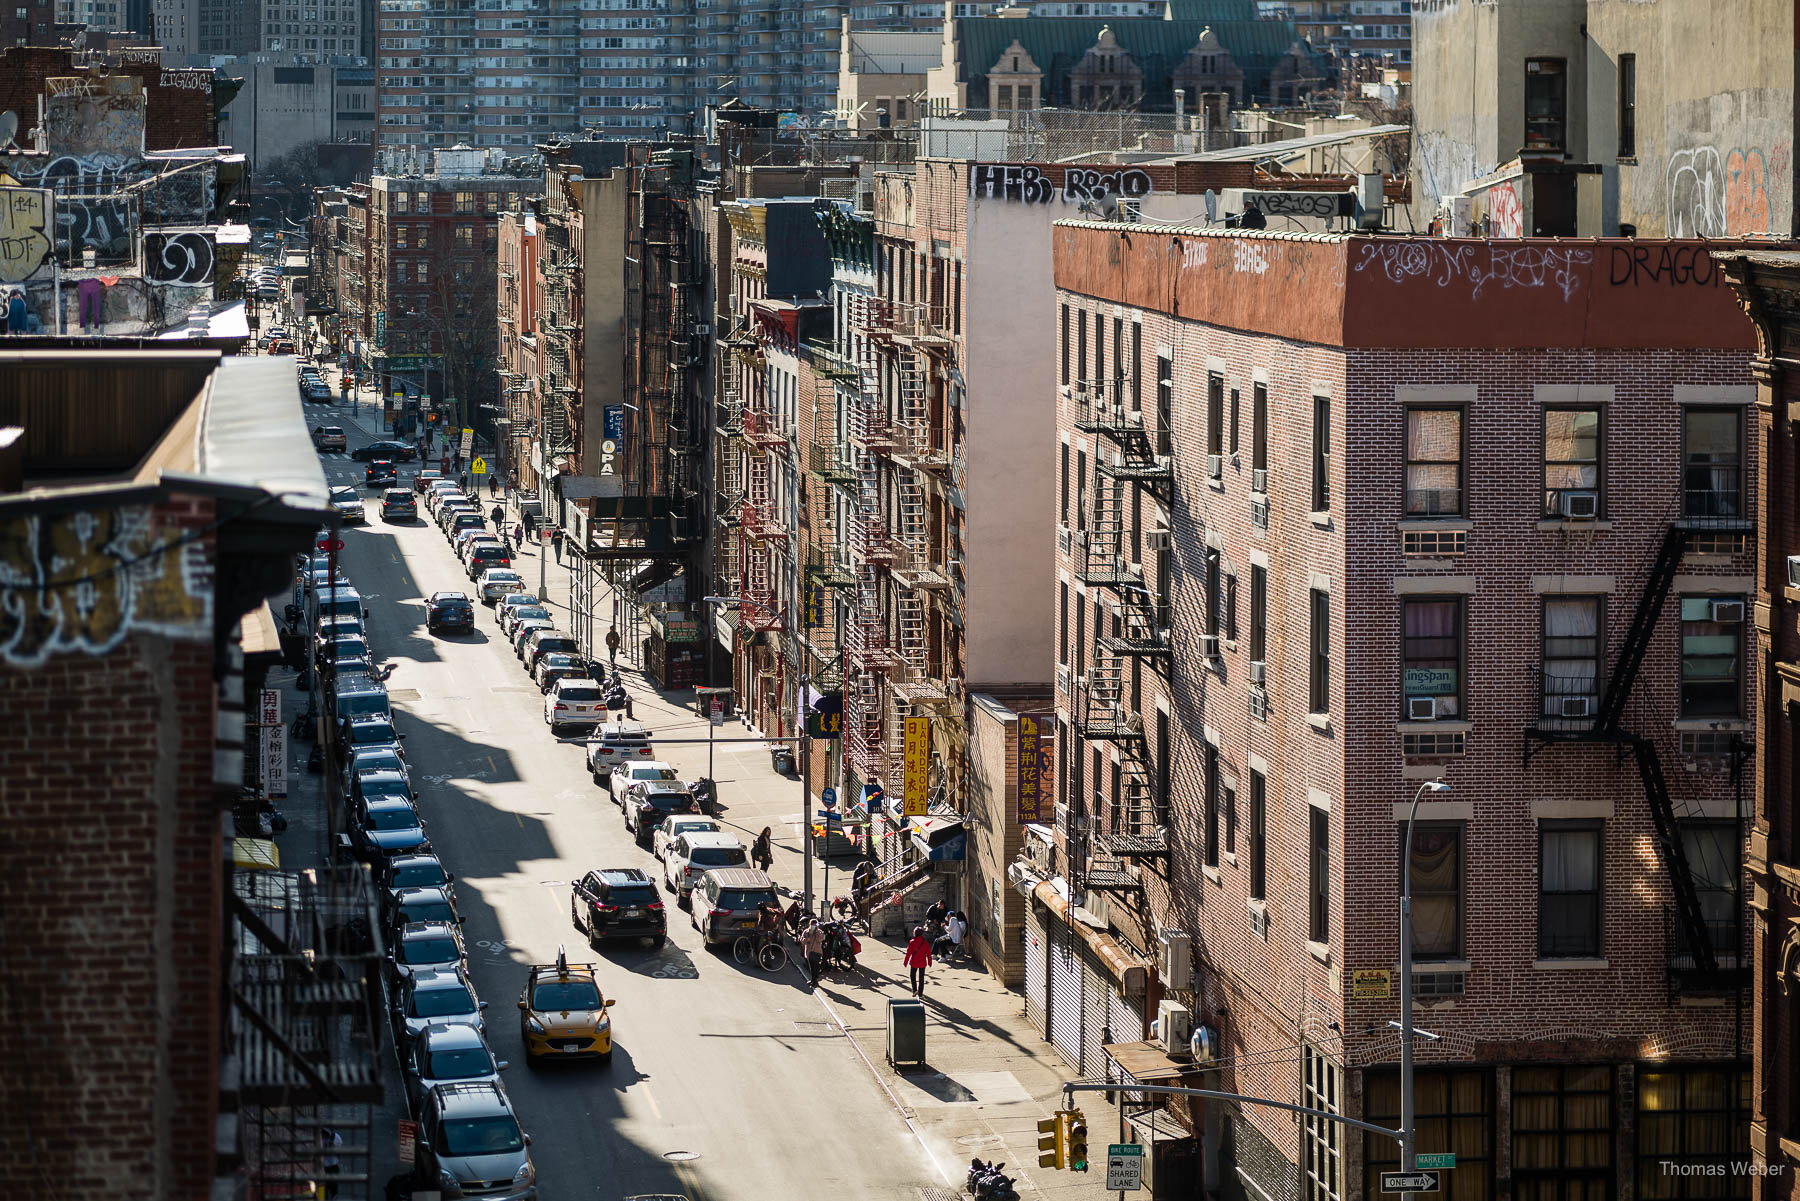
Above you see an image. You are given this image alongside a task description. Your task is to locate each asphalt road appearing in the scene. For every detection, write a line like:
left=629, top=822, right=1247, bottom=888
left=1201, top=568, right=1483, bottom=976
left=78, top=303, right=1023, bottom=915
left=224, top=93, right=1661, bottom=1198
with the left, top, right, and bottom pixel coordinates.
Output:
left=314, top=421, right=940, bottom=1201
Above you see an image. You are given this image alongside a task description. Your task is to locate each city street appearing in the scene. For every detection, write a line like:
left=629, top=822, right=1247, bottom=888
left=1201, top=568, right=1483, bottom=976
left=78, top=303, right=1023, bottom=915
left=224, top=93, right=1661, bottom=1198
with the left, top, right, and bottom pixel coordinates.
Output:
left=306, top=412, right=1027, bottom=1201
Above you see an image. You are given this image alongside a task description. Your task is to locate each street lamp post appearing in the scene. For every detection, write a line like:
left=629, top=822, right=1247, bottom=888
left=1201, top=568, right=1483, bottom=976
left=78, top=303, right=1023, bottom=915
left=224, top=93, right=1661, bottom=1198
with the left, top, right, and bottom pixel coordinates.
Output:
left=1399, top=778, right=1451, bottom=1197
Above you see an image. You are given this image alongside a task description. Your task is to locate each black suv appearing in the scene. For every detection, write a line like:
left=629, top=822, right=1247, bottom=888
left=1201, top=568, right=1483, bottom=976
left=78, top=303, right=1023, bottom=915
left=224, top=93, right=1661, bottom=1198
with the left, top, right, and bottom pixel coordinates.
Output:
left=365, top=460, right=398, bottom=488
left=427, top=591, right=475, bottom=635
left=571, top=867, right=666, bottom=949
left=353, top=439, right=419, bottom=462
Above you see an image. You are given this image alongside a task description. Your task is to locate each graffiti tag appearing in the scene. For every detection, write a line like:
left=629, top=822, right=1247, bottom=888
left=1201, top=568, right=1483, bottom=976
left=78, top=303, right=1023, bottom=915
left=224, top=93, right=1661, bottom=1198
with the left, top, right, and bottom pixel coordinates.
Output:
left=0, top=187, right=53, bottom=284
left=969, top=163, right=1153, bottom=204
left=1607, top=244, right=1725, bottom=288
left=143, top=231, right=215, bottom=285
left=1352, top=241, right=1594, bottom=301
left=1487, top=182, right=1523, bottom=238
left=1255, top=191, right=1349, bottom=219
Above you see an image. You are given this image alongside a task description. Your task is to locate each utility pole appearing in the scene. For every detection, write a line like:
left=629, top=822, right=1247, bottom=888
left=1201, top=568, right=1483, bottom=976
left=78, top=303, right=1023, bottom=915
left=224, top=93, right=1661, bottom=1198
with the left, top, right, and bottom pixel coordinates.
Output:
left=1399, top=778, right=1450, bottom=1199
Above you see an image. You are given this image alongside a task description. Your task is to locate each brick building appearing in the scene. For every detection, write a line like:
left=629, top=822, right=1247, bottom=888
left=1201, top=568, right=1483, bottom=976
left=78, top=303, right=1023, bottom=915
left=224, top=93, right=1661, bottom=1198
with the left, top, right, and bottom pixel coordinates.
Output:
left=1050, top=228, right=1758, bottom=1200
left=0, top=351, right=376, bottom=1199
left=1717, top=250, right=1800, bottom=1201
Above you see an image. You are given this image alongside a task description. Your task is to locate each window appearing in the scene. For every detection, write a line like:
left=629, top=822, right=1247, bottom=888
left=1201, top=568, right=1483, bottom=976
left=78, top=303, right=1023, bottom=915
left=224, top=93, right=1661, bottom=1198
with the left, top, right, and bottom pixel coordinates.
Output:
left=1204, top=548, right=1221, bottom=636
left=1229, top=388, right=1240, bottom=455
left=1300, top=1047, right=1342, bottom=1201
left=1155, top=355, right=1172, bottom=455
left=1542, top=597, right=1601, bottom=719
left=394, top=224, right=408, bottom=248
left=1312, top=395, right=1331, bottom=510
left=1405, top=407, right=1463, bottom=515
left=1308, top=805, right=1330, bottom=941
left=1525, top=58, right=1567, bottom=152
left=1059, top=442, right=1069, bottom=524
left=415, top=191, right=430, bottom=212
left=1249, top=565, right=1267, bottom=664
left=1222, top=775, right=1236, bottom=856
left=1678, top=821, right=1741, bottom=960
left=1251, top=382, right=1268, bottom=483
left=455, top=226, right=474, bottom=248
left=1402, top=824, right=1462, bottom=959
left=454, top=190, right=475, bottom=213
left=1206, top=373, right=1224, bottom=463
left=1060, top=304, right=1070, bottom=385
left=1309, top=589, right=1330, bottom=713
left=1076, top=310, right=1087, bottom=384
left=1224, top=570, right=1238, bottom=641
left=1130, top=321, right=1142, bottom=411
left=1203, top=744, right=1220, bottom=867
left=1074, top=594, right=1084, bottom=677
left=1093, top=312, right=1104, bottom=387
left=1543, top=407, right=1601, bottom=516
left=1683, top=408, right=1742, bottom=518
left=1365, top=1069, right=1495, bottom=1201
left=1539, top=822, right=1602, bottom=958
left=1680, top=595, right=1743, bottom=716
left=1635, top=1067, right=1752, bottom=1199
left=416, top=261, right=428, bottom=284
left=416, top=225, right=429, bottom=250
left=1512, top=1066, right=1615, bottom=1201
left=1247, top=769, right=1266, bottom=901
left=393, top=190, right=409, bottom=212
left=1075, top=448, right=1087, bottom=532
left=1617, top=54, right=1636, bottom=158
left=1402, top=598, right=1463, bottom=719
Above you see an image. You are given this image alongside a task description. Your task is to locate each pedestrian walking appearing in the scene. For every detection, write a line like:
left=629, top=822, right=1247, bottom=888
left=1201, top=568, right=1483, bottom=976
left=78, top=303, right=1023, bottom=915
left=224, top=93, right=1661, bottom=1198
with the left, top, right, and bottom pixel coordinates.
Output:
left=459, top=469, right=470, bottom=492
left=551, top=528, right=564, bottom=565
left=488, top=473, right=499, bottom=496
left=752, top=827, right=774, bottom=875
left=904, top=926, right=934, bottom=997
left=801, top=918, right=826, bottom=987
left=605, top=625, right=621, bottom=666
left=512, top=522, right=525, bottom=553
left=490, top=503, right=505, bottom=532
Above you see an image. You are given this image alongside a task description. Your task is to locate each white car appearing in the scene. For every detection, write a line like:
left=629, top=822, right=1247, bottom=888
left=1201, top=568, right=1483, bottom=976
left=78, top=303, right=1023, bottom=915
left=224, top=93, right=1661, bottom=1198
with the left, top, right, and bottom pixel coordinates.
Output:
left=652, top=814, right=722, bottom=861
left=585, top=722, right=654, bottom=776
left=544, top=679, right=608, bottom=736
left=477, top=568, right=523, bottom=602
left=500, top=602, right=550, bottom=639
left=606, top=758, right=679, bottom=796
left=509, top=617, right=554, bottom=655
left=663, top=831, right=750, bottom=901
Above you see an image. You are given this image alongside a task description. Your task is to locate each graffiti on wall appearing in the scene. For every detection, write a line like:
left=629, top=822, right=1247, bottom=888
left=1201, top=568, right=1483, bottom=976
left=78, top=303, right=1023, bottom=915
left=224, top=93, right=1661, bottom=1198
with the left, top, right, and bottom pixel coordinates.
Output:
left=970, top=162, right=1154, bottom=204
left=143, top=232, right=215, bottom=285
left=0, top=187, right=53, bottom=283
left=1607, top=243, right=1727, bottom=288
left=4, top=155, right=138, bottom=263
left=140, top=165, right=213, bottom=226
left=43, top=80, right=146, bottom=159
left=1667, top=141, right=1791, bottom=237
left=1486, top=181, right=1523, bottom=238
left=1352, top=240, right=1594, bottom=301
left=0, top=505, right=211, bottom=666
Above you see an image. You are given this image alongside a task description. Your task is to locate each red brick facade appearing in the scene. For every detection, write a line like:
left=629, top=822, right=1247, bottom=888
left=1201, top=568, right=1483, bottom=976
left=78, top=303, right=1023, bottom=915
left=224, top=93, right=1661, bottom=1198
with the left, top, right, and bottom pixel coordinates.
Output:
left=1054, top=228, right=1758, bottom=1200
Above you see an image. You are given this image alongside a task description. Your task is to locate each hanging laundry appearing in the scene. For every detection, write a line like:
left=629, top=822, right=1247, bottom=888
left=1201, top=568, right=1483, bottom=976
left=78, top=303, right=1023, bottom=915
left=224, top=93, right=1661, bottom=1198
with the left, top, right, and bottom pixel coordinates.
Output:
left=77, top=278, right=104, bottom=331
left=6, top=291, right=27, bottom=334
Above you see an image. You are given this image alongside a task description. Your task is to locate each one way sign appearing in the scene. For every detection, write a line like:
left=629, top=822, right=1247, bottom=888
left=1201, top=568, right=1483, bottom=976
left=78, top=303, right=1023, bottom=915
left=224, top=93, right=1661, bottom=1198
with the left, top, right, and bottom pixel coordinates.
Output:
left=1380, top=1171, right=1441, bottom=1194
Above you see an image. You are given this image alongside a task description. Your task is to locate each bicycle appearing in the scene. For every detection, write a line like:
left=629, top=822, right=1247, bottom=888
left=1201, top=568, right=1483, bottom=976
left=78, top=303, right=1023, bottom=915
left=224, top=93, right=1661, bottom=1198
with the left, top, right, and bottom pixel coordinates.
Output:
left=733, top=929, right=788, bottom=972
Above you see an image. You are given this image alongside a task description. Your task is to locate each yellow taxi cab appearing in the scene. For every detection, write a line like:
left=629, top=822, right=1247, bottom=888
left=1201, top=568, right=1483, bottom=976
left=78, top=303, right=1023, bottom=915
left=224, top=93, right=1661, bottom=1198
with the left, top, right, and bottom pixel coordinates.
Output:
left=518, top=947, right=616, bottom=1066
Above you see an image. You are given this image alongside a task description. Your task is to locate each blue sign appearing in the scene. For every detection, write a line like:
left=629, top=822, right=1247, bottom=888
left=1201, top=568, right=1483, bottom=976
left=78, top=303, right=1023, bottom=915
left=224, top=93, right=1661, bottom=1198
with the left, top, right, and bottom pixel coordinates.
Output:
left=821, top=787, right=837, bottom=809
left=603, top=405, right=626, bottom=447
left=817, top=812, right=842, bottom=825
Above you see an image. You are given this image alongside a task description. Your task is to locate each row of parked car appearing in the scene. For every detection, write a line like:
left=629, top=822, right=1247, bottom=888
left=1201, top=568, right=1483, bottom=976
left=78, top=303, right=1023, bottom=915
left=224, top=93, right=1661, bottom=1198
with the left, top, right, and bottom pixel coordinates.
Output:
left=293, top=518, right=541, bottom=1199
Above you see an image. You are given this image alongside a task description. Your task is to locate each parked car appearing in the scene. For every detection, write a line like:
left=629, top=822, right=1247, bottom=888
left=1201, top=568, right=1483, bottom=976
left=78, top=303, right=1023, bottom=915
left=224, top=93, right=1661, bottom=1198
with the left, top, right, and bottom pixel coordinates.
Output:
left=312, top=425, right=347, bottom=452
left=608, top=759, right=679, bottom=797
left=392, top=967, right=487, bottom=1047
left=691, top=867, right=779, bottom=947
left=341, top=712, right=406, bottom=765
left=389, top=920, right=467, bottom=982
left=413, top=468, right=445, bottom=494
left=509, top=618, right=555, bottom=657
left=652, top=814, right=722, bottom=862
left=386, top=884, right=462, bottom=933
left=382, top=489, right=419, bottom=522
left=465, top=542, right=513, bottom=581
left=446, top=512, right=487, bottom=540
left=300, top=375, right=333, bottom=403
left=663, top=831, right=749, bottom=902
left=532, top=652, right=583, bottom=691
left=479, top=569, right=526, bottom=604
left=518, top=627, right=571, bottom=669
left=380, top=852, right=456, bottom=905
left=353, top=439, right=419, bottom=462
left=330, top=485, right=366, bottom=525
left=524, top=634, right=580, bottom=676
left=426, top=591, right=476, bottom=636
left=620, top=780, right=698, bottom=845
left=353, top=794, right=430, bottom=860
left=570, top=867, right=666, bottom=950
left=544, top=680, right=608, bottom=736
left=411, top=1081, right=536, bottom=1199
left=586, top=723, right=653, bottom=777
left=498, top=600, right=549, bottom=637
left=403, top=1022, right=507, bottom=1117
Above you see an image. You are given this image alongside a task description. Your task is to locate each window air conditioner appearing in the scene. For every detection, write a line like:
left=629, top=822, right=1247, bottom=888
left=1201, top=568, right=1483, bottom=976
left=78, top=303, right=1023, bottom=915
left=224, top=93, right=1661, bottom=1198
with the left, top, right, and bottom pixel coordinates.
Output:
left=1156, top=999, right=1192, bottom=1057
left=1056, top=664, right=1071, bottom=696
left=1559, top=695, right=1592, bottom=718
left=1158, top=931, right=1191, bottom=988
left=1710, top=599, right=1746, bottom=623
left=1560, top=490, right=1599, bottom=519
left=1789, top=556, right=1800, bottom=590
left=1207, top=453, right=1222, bottom=480
left=1144, top=529, right=1172, bottom=552
left=1251, top=468, right=1268, bottom=493
left=693, top=323, right=712, bottom=336
left=1200, top=633, right=1221, bottom=658
left=1407, top=696, right=1438, bottom=721
left=1248, top=659, right=1266, bottom=684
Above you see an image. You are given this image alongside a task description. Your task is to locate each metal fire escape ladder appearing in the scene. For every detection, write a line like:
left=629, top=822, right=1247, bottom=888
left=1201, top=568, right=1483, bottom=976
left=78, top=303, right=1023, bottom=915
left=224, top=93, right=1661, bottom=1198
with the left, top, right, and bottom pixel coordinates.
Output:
left=1595, top=524, right=1688, bottom=731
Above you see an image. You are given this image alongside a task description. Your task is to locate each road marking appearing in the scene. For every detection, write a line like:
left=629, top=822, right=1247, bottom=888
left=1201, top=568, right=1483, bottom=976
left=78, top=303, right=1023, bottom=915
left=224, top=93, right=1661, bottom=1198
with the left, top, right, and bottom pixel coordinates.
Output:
left=641, top=1086, right=663, bottom=1120
left=515, top=812, right=523, bottom=828
left=810, top=985, right=956, bottom=1188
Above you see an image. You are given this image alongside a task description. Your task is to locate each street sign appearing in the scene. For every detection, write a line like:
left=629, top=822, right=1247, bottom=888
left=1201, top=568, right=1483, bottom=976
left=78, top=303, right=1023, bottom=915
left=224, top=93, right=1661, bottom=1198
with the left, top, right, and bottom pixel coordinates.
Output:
left=709, top=698, right=724, bottom=726
left=397, top=1118, right=418, bottom=1165
left=1415, top=1154, right=1456, bottom=1170
left=460, top=427, right=474, bottom=457
left=821, top=787, right=837, bottom=809
left=902, top=716, right=930, bottom=817
left=472, top=456, right=487, bottom=474
left=1105, top=1144, right=1143, bottom=1191
left=260, top=688, right=281, bottom=727
left=1380, top=1171, right=1441, bottom=1194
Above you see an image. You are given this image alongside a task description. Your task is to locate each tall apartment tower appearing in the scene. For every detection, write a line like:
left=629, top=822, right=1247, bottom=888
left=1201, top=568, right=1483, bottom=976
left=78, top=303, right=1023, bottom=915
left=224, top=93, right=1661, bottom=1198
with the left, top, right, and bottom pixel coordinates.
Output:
left=261, top=0, right=361, bottom=59
left=154, top=0, right=260, bottom=56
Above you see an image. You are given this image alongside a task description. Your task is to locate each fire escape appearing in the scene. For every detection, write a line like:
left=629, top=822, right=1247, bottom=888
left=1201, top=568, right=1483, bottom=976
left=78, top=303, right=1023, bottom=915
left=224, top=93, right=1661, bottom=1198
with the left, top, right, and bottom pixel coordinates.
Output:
left=1071, top=376, right=1174, bottom=895
left=843, top=294, right=903, bottom=790
left=735, top=320, right=787, bottom=635
left=1524, top=479, right=1753, bottom=992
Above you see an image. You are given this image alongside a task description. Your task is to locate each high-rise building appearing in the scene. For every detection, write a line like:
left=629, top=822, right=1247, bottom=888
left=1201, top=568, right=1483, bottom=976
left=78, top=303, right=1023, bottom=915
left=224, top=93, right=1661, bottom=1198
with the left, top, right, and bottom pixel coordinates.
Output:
left=3, top=0, right=54, bottom=45
left=56, top=0, right=130, bottom=32
left=154, top=0, right=260, bottom=56
left=260, top=0, right=361, bottom=60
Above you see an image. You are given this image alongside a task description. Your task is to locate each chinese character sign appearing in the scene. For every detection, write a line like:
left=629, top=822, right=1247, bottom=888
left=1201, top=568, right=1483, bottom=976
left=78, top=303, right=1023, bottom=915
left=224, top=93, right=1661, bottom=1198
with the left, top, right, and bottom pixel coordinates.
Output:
left=903, top=716, right=930, bottom=817
left=1017, top=712, right=1043, bottom=823
left=804, top=584, right=825, bottom=629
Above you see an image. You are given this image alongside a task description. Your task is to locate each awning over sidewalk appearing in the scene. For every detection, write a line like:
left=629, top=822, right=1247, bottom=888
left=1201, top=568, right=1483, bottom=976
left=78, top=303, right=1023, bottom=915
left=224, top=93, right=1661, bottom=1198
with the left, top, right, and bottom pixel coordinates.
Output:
left=1104, top=1040, right=1201, bottom=1086
left=909, top=815, right=965, bottom=861
left=1034, top=879, right=1149, bottom=995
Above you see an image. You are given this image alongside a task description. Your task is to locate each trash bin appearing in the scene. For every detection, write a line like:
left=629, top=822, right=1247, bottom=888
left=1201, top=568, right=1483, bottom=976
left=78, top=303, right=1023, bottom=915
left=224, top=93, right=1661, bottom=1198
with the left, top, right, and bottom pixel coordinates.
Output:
left=770, top=746, right=795, bottom=775
left=886, top=997, right=925, bottom=1069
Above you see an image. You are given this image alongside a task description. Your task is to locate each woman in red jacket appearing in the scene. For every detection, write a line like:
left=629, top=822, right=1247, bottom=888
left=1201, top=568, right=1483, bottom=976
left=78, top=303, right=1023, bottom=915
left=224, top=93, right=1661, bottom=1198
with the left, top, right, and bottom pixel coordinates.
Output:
left=903, top=925, right=934, bottom=998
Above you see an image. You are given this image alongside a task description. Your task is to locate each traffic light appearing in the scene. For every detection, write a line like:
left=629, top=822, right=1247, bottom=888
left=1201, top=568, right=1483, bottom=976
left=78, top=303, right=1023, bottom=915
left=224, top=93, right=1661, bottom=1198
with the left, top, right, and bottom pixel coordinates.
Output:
left=1067, top=1110, right=1089, bottom=1172
left=1036, top=1114, right=1065, bottom=1169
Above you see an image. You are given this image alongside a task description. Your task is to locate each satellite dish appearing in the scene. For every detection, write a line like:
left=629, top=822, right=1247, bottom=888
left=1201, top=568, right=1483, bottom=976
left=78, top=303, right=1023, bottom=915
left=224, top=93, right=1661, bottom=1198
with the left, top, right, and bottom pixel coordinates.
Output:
left=0, top=112, right=17, bottom=151
left=1190, top=1024, right=1217, bottom=1064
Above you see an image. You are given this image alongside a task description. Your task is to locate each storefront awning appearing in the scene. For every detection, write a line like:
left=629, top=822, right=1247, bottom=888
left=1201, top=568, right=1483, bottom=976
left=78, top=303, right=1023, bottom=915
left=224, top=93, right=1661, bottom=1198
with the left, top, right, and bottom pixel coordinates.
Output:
left=909, top=815, right=965, bottom=861
left=631, top=558, right=680, bottom=598
left=229, top=838, right=281, bottom=870
left=1033, top=879, right=1148, bottom=995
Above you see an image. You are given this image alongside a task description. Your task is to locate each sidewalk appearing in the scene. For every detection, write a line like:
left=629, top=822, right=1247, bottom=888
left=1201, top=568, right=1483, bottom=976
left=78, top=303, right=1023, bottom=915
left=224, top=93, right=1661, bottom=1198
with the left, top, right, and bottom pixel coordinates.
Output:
left=317, top=364, right=1121, bottom=1199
